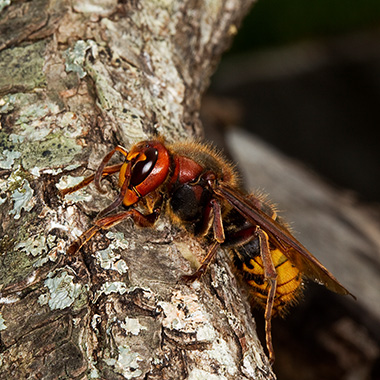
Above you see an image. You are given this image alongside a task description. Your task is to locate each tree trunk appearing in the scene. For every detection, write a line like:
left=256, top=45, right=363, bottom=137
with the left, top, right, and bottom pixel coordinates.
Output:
left=0, top=1, right=277, bottom=379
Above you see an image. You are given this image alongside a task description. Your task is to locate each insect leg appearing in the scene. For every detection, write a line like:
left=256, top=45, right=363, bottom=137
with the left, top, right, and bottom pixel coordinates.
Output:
left=256, top=226, right=278, bottom=364
left=195, top=202, right=213, bottom=237
left=181, top=241, right=220, bottom=282
left=211, top=198, right=225, bottom=243
left=96, top=162, right=132, bottom=219
left=60, top=164, right=123, bottom=197
left=67, top=208, right=160, bottom=255
left=182, top=199, right=225, bottom=282
left=95, top=146, right=129, bottom=194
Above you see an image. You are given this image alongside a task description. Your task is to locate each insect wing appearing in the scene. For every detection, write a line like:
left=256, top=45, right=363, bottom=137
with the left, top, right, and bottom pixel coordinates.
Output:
left=215, top=184, right=354, bottom=297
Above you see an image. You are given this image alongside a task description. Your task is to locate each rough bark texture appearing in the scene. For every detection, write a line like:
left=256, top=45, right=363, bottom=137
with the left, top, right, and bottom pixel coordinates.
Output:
left=0, top=1, right=279, bottom=380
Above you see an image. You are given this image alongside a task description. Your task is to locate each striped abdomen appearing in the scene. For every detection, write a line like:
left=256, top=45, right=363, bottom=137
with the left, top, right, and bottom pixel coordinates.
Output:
left=229, top=196, right=303, bottom=316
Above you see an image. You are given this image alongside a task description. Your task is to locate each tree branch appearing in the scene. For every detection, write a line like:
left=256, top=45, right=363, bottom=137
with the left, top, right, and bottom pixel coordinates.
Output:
left=0, top=1, right=278, bottom=379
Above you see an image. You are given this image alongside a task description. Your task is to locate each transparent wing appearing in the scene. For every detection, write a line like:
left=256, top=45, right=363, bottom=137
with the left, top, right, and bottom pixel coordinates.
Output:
left=215, top=184, right=354, bottom=297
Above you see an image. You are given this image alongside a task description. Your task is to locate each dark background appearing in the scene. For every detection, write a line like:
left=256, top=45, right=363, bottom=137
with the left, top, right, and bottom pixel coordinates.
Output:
left=207, top=0, right=380, bottom=202
left=202, top=1, right=380, bottom=379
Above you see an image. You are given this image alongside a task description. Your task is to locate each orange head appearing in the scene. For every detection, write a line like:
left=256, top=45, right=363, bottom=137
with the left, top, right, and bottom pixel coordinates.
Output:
left=119, top=140, right=170, bottom=206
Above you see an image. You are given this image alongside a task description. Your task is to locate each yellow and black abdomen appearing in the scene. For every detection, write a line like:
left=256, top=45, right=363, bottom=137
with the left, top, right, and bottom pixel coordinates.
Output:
left=227, top=194, right=304, bottom=316
left=234, top=244, right=303, bottom=316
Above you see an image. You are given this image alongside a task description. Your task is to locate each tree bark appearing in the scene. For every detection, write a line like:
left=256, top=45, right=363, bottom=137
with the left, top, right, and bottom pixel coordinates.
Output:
left=0, top=1, right=277, bottom=379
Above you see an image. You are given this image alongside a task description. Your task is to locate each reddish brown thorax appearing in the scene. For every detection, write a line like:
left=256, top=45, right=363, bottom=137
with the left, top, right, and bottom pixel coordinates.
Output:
left=168, top=155, right=203, bottom=188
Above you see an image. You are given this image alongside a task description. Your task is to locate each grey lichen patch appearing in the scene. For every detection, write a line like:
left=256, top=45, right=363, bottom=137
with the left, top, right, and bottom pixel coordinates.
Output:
left=198, top=0, right=224, bottom=47
left=0, top=40, right=47, bottom=94
left=0, top=98, right=84, bottom=174
left=95, top=232, right=129, bottom=274
left=88, top=12, right=188, bottom=141
left=95, top=15, right=188, bottom=142
left=73, top=0, right=118, bottom=15
left=17, top=130, right=82, bottom=170
left=0, top=150, right=21, bottom=169
left=0, top=92, right=40, bottom=114
left=0, top=220, right=46, bottom=287
left=205, top=338, right=238, bottom=376
left=121, top=8, right=185, bottom=123
left=158, top=289, right=241, bottom=376
left=104, top=345, right=143, bottom=379
left=196, top=324, right=216, bottom=342
left=0, top=93, right=17, bottom=113
left=95, top=247, right=128, bottom=274
left=158, top=290, right=214, bottom=335
left=9, top=175, right=35, bottom=220
left=15, top=101, right=60, bottom=126
left=15, top=234, right=46, bottom=257
left=64, top=39, right=98, bottom=79
left=0, top=0, right=11, bottom=13
left=114, top=109, right=148, bottom=144
left=188, top=369, right=226, bottom=380
left=141, top=39, right=185, bottom=112
left=0, top=133, right=17, bottom=171
left=120, top=317, right=147, bottom=336
left=13, top=232, right=59, bottom=269
left=105, top=232, right=129, bottom=248
left=0, top=313, right=6, bottom=331
left=9, top=134, right=25, bottom=144
left=10, top=105, right=84, bottom=169
left=84, top=52, right=148, bottom=142
left=242, top=351, right=265, bottom=379
left=38, top=271, right=87, bottom=310
left=88, top=358, right=101, bottom=379
left=97, top=281, right=129, bottom=298
left=3, top=165, right=35, bottom=219
left=94, top=283, right=154, bottom=305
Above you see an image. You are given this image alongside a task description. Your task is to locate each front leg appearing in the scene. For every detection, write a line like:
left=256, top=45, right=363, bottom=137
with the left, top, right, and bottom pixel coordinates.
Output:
left=67, top=208, right=160, bottom=255
left=60, top=164, right=123, bottom=197
left=182, top=198, right=225, bottom=282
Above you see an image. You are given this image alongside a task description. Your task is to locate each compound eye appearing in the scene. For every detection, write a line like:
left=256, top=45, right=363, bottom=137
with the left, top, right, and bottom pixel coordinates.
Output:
left=130, top=147, right=158, bottom=186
